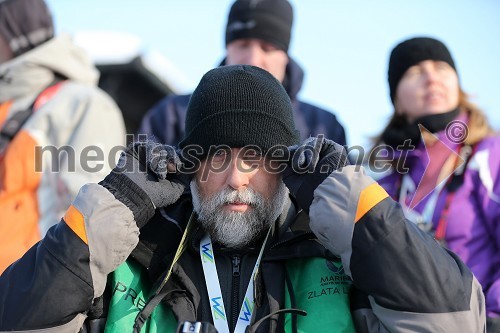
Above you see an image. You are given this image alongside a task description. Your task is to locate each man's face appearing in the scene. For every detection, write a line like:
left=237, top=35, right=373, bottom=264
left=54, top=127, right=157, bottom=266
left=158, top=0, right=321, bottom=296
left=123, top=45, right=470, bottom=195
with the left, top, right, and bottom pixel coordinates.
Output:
left=226, top=38, right=288, bottom=82
left=191, top=147, right=288, bottom=248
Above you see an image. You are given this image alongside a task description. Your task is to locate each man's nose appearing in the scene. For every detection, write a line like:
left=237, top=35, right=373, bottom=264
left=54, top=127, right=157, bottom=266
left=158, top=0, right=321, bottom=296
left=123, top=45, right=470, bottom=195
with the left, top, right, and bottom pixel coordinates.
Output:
left=244, top=44, right=265, bottom=68
left=226, top=157, right=251, bottom=190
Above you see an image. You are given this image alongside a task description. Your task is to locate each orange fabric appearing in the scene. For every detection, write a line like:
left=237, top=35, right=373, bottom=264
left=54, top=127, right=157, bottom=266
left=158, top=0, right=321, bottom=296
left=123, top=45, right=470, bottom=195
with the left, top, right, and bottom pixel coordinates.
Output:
left=0, top=84, right=65, bottom=273
left=63, top=205, right=88, bottom=244
left=0, top=130, right=42, bottom=273
left=33, top=82, right=65, bottom=111
left=0, top=100, right=13, bottom=127
left=354, top=183, right=389, bottom=223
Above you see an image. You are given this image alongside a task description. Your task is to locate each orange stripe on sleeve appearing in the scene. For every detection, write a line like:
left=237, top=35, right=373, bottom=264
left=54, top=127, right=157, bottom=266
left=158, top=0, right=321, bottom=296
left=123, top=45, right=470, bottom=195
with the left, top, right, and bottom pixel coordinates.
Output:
left=0, top=100, right=13, bottom=127
left=354, top=183, right=389, bottom=223
left=63, top=205, right=88, bottom=244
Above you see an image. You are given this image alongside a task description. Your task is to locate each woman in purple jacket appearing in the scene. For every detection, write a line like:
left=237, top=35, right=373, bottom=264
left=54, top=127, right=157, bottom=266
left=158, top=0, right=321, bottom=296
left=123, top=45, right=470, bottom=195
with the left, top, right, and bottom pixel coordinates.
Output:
left=369, top=36, right=500, bottom=331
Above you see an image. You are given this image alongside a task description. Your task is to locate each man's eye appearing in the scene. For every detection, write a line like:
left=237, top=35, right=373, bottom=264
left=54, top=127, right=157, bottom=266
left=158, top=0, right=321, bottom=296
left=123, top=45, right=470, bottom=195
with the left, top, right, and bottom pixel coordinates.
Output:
left=243, top=156, right=264, bottom=169
left=212, top=150, right=228, bottom=161
left=235, top=40, right=250, bottom=49
left=242, top=149, right=262, bottom=159
left=262, top=45, right=278, bottom=52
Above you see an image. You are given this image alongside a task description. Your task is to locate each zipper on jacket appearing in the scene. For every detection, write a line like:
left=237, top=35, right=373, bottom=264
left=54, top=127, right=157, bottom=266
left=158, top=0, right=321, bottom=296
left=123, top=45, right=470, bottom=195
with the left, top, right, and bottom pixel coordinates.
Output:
left=230, top=255, right=241, bottom=331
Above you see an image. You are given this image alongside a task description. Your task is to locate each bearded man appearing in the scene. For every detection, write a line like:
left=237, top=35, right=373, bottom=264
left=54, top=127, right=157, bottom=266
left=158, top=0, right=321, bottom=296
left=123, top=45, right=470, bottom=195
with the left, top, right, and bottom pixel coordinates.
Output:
left=0, top=65, right=485, bottom=333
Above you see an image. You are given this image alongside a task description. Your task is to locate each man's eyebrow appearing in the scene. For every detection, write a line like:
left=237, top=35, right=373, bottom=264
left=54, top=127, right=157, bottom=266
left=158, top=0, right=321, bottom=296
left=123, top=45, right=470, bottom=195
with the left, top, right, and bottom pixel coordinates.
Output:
left=207, top=146, right=231, bottom=156
left=240, top=147, right=264, bottom=157
left=242, top=148, right=261, bottom=154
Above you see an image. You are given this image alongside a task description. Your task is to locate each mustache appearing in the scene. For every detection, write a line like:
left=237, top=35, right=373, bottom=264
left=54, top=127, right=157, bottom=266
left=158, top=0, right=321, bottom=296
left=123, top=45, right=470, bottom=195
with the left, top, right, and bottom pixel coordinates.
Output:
left=212, top=188, right=263, bottom=207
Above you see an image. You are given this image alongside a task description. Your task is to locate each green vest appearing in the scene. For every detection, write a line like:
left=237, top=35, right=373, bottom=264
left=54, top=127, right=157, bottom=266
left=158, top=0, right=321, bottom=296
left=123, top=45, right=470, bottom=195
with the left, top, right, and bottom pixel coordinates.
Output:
left=105, top=260, right=177, bottom=332
left=105, top=258, right=355, bottom=332
left=284, top=258, right=356, bottom=332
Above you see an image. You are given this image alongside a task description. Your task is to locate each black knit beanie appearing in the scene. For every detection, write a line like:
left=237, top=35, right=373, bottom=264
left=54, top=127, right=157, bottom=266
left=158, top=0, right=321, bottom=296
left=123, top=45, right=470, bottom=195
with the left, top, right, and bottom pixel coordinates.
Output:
left=0, top=0, right=54, bottom=57
left=225, top=0, right=293, bottom=52
left=179, top=65, right=300, bottom=158
left=388, top=37, right=457, bottom=102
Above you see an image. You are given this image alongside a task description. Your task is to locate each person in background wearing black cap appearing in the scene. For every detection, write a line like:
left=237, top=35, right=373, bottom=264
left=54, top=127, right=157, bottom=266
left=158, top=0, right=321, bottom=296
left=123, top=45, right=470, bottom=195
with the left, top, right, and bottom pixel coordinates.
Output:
left=0, top=0, right=125, bottom=273
left=138, top=0, right=347, bottom=147
left=368, top=36, right=500, bottom=331
left=0, top=65, right=484, bottom=332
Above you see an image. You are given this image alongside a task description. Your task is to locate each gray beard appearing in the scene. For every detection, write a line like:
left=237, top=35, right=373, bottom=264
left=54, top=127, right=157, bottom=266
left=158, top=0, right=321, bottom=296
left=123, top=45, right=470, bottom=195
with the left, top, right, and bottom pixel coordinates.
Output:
left=190, top=180, right=289, bottom=249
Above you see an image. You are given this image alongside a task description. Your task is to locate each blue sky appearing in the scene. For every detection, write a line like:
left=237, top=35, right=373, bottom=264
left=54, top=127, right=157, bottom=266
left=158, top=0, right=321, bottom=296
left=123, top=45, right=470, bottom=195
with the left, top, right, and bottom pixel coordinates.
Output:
left=46, top=0, right=500, bottom=148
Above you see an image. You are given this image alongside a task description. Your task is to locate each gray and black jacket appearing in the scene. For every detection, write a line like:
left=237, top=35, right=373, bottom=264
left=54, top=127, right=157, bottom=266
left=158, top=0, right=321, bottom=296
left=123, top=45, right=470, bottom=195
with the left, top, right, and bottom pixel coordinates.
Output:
left=0, top=166, right=486, bottom=332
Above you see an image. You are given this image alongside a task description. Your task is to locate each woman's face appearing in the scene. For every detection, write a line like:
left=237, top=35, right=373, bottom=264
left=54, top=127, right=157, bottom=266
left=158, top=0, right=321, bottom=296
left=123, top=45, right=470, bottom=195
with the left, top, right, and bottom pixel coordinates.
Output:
left=395, top=60, right=460, bottom=123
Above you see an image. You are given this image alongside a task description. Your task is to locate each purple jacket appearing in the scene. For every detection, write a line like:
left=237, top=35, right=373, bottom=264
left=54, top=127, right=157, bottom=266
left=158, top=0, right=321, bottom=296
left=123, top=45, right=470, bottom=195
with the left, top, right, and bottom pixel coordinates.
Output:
left=376, top=128, right=500, bottom=317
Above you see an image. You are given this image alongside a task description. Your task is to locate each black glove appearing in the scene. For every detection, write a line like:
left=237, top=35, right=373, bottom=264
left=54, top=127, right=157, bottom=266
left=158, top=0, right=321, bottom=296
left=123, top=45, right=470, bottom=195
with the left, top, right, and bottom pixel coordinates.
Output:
left=282, top=136, right=349, bottom=212
left=99, top=141, right=190, bottom=228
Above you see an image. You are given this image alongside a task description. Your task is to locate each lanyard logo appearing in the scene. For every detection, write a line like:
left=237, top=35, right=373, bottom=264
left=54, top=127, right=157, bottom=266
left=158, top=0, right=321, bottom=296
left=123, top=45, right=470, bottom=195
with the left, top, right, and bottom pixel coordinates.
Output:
left=211, top=296, right=226, bottom=320
left=201, top=242, right=214, bottom=263
left=239, top=297, right=254, bottom=322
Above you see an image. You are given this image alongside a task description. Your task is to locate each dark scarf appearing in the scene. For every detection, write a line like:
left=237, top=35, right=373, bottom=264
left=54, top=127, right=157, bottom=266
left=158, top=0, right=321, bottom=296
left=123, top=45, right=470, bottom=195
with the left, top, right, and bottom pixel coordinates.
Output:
left=382, top=108, right=460, bottom=148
